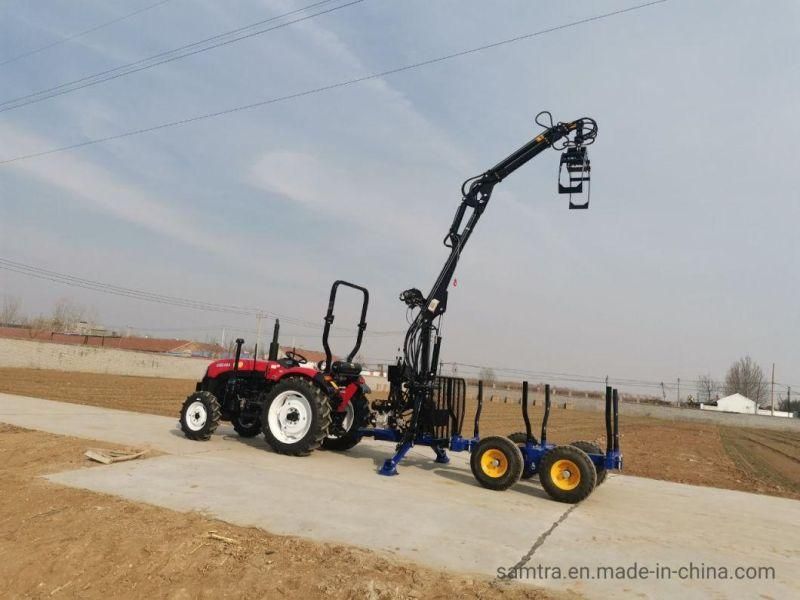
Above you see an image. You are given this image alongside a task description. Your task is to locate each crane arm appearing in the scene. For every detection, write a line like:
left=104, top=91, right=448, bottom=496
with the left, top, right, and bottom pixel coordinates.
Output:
left=400, top=115, right=597, bottom=388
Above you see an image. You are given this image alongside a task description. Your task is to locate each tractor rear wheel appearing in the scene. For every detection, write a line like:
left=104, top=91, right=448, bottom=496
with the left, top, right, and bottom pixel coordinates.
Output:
left=569, top=440, right=607, bottom=485
left=507, top=431, right=538, bottom=479
left=539, top=445, right=597, bottom=503
left=322, top=393, right=369, bottom=451
left=261, top=378, right=331, bottom=456
left=179, top=391, right=221, bottom=441
left=470, top=436, right=524, bottom=491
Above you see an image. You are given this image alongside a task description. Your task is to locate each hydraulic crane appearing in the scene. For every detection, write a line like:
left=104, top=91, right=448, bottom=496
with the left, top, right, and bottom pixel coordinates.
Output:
left=374, top=111, right=600, bottom=478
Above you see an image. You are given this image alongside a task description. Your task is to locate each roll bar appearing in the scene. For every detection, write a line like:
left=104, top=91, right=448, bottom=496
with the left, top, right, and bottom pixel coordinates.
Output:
left=321, top=280, right=369, bottom=373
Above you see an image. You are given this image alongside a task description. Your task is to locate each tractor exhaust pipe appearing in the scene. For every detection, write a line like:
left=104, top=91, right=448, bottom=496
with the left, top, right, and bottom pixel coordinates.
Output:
left=268, top=319, right=280, bottom=361
left=233, top=338, right=244, bottom=375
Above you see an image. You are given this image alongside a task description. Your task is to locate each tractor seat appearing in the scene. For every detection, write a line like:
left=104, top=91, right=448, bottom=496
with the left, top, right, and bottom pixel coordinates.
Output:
left=331, top=361, right=362, bottom=378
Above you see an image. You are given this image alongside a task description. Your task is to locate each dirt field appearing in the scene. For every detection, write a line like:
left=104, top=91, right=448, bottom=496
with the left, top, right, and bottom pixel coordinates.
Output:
left=0, top=367, right=798, bottom=500
left=0, top=423, right=567, bottom=600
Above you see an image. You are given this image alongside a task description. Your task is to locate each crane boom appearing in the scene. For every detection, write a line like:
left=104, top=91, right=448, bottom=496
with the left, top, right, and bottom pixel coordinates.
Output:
left=395, top=112, right=598, bottom=446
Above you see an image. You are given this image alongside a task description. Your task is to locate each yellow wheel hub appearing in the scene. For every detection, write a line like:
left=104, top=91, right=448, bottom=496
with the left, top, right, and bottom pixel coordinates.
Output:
left=480, top=448, right=508, bottom=478
left=550, top=459, right=581, bottom=490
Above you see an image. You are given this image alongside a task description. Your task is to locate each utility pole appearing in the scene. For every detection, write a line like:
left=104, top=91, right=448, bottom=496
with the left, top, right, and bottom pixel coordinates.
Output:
left=660, top=382, right=666, bottom=403
left=770, top=363, right=775, bottom=416
left=677, top=377, right=681, bottom=406
left=788, top=386, right=792, bottom=417
left=220, top=327, right=226, bottom=351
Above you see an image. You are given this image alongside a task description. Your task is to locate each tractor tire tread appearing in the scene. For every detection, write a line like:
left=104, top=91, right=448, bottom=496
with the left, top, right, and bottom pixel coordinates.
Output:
left=262, top=377, right=331, bottom=456
left=322, top=393, right=369, bottom=451
left=232, top=414, right=262, bottom=438
left=179, top=391, right=221, bottom=441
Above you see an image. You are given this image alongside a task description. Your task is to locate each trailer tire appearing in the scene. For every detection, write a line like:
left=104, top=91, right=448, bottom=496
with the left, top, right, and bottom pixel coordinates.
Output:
left=179, top=391, right=221, bottom=441
left=232, top=414, right=262, bottom=438
left=508, top=431, right=538, bottom=479
left=322, top=393, right=369, bottom=451
left=261, top=377, right=331, bottom=456
left=470, top=436, right=524, bottom=491
left=539, top=445, right=597, bottom=503
left=569, top=440, right=607, bottom=485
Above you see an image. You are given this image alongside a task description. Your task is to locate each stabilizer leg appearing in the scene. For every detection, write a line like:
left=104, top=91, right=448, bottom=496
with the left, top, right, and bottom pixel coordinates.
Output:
left=379, top=442, right=413, bottom=476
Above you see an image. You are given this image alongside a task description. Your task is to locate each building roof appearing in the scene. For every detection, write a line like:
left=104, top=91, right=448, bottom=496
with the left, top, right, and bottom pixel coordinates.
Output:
left=717, top=393, right=755, bottom=404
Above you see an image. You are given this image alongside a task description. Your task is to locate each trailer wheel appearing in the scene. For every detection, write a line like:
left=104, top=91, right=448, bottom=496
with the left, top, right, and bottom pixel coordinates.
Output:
left=322, top=393, right=369, bottom=451
left=539, top=445, right=597, bottom=503
left=232, top=414, right=262, bottom=438
left=179, top=391, right=221, bottom=441
left=261, top=378, right=331, bottom=456
left=569, top=440, right=607, bottom=485
left=508, top=432, right=538, bottom=479
left=470, top=436, right=523, bottom=491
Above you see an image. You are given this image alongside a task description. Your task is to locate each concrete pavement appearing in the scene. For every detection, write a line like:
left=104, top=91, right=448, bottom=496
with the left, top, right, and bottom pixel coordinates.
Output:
left=1, top=392, right=799, bottom=599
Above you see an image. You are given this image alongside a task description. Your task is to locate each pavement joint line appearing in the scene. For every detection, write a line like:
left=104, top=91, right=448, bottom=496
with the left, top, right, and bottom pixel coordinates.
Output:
left=500, top=504, right=578, bottom=578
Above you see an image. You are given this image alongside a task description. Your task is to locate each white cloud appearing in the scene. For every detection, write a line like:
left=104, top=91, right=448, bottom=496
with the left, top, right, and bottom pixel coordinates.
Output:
left=0, top=123, right=223, bottom=257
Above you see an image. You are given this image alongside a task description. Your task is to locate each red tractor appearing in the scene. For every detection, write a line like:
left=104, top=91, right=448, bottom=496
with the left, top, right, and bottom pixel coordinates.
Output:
left=179, top=281, right=371, bottom=456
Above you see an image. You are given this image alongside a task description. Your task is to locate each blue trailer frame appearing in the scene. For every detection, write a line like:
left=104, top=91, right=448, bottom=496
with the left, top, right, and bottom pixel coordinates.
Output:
left=359, top=380, right=623, bottom=480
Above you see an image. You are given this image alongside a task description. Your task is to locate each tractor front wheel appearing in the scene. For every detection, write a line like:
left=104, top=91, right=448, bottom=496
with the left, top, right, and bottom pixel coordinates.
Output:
left=539, top=445, right=597, bottom=503
left=261, top=378, right=331, bottom=456
left=470, top=436, right=524, bottom=491
left=179, top=391, right=221, bottom=441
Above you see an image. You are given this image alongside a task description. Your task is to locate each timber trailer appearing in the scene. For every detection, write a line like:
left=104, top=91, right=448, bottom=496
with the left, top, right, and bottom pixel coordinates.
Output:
left=353, top=111, right=622, bottom=503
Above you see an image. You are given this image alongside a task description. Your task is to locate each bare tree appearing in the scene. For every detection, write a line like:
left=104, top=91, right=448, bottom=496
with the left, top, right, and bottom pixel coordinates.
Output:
left=695, top=374, right=719, bottom=404
left=27, top=315, right=51, bottom=339
left=50, top=298, right=92, bottom=333
left=724, top=356, right=768, bottom=405
left=0, top=295, right=23, bottom=325
left=478, top=367, right=497, bottom=385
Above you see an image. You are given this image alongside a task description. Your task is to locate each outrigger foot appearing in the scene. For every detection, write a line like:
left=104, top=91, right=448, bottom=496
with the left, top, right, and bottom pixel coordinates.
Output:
left=433, top=446, right=450, bottom=464
left=379, top=442, right=413, bottom=476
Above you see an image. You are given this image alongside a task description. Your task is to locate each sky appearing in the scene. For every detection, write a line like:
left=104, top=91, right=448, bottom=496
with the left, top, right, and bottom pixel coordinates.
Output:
left=1, top=0, right=799, bottom=398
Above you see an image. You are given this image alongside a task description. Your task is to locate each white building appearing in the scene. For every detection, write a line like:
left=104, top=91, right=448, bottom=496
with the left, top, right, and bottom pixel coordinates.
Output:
left=700, top=393, right=794, bottom=418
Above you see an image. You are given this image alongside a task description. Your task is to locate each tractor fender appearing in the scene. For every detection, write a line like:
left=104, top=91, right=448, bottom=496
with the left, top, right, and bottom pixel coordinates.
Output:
left=272, top=369, right=337, bottom=397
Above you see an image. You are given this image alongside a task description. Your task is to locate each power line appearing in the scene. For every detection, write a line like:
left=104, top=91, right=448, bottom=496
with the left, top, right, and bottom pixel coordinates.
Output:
left=444, top=361, right=800, bottom=397
left=0, top=0, right=362, bottom=113
left=107, top=322, right=379, bottom=340
left=0, top=0, right=174, bottom=67
left=0, top=0, right=668, bottom=166
left=0, top=256, right=402, bottom=335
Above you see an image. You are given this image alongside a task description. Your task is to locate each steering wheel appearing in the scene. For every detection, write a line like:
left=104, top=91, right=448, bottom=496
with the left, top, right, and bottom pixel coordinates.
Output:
left=285, top=350, right=307, bottom=365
